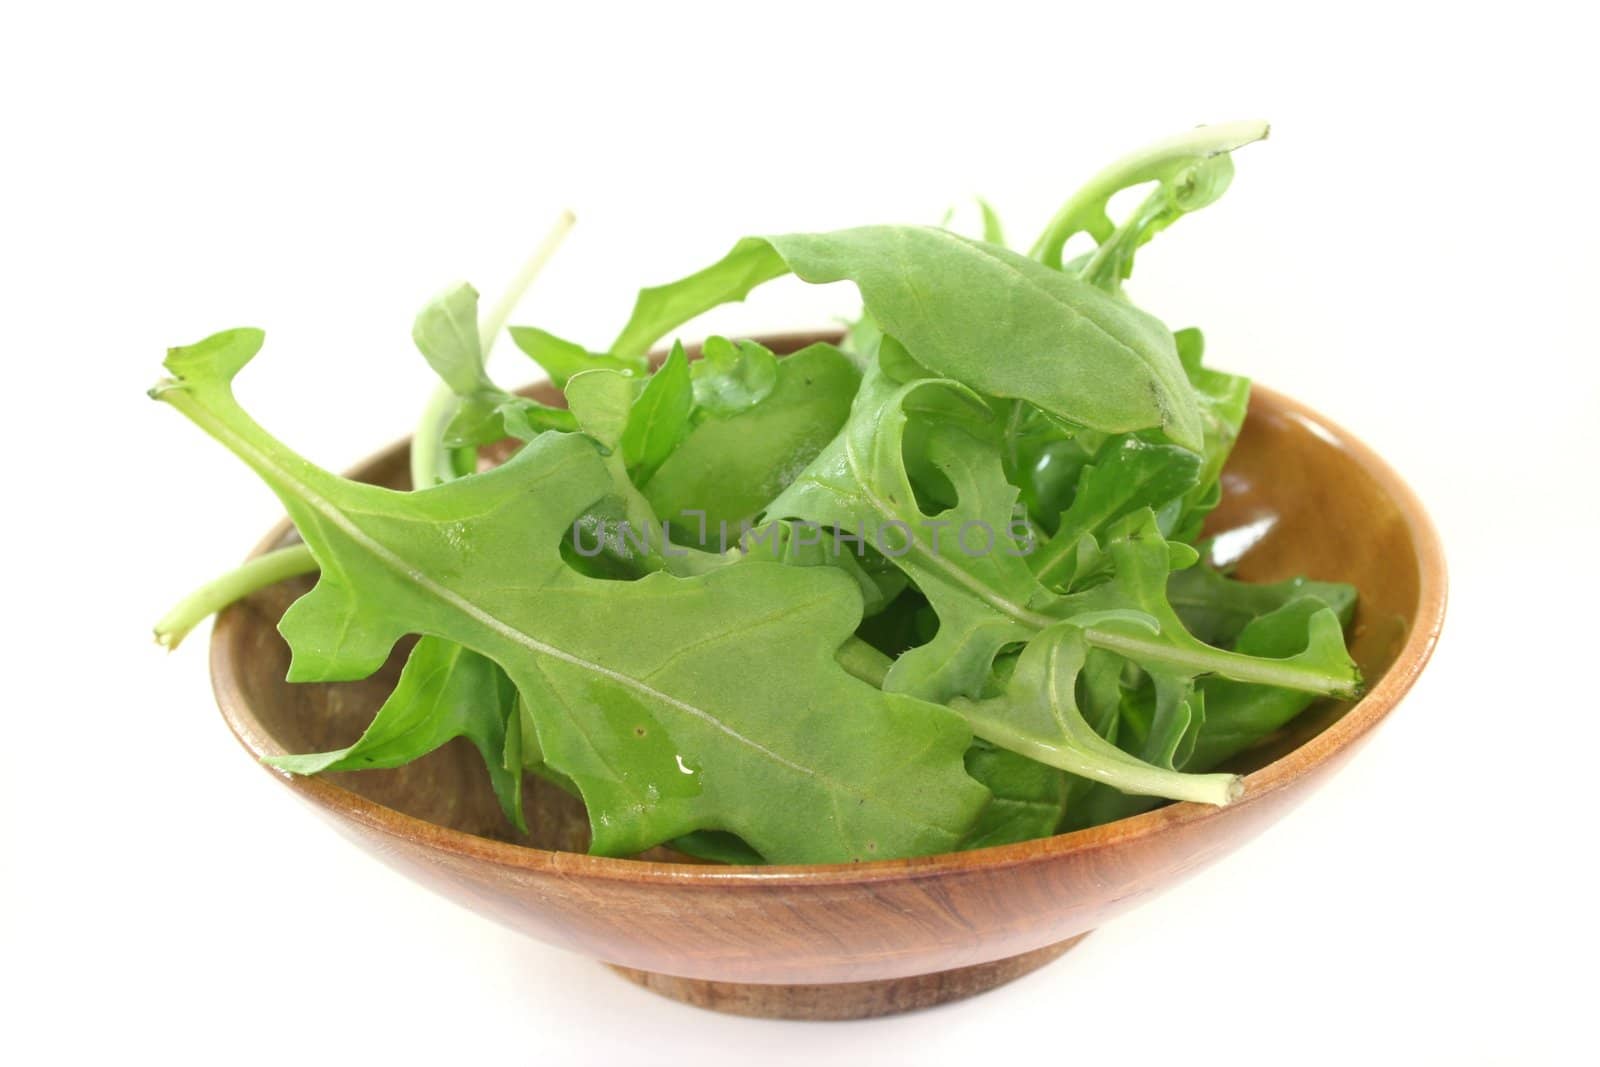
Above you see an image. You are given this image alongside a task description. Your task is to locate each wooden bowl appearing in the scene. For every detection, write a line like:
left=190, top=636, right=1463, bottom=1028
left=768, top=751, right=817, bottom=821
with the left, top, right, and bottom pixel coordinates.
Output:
left=210, top=332, right=1446, bottom=1020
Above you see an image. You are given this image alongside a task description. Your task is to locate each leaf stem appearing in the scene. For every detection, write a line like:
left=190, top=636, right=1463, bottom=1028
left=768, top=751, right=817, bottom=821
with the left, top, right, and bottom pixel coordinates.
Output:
left=837, top=636, right=891, bottom=687
left=410, top=211, right=577, bottom=491
left=1028, top=121, right=1269, bottom=269
left=409, top=385, right=463, bottom=489
left=964, top=712, right=1242, bottom=806
left=480, top=210, right=576, bottom=354
left=1083, top=625, right=1360, bottom=697
left=153, top=543, right=318, bottom=649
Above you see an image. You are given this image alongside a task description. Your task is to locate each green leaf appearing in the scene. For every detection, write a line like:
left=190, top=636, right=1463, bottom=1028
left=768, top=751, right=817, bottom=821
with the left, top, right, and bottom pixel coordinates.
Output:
left=1063, top=675, right=1208, bottom=831
left=951, top=624, right=1240, bottom=806
left=1081, top=511, right=1362, bottom=699
left=414, top=288, right=578, bottom=452
left=1029, top=121, right=1269, bottom=270
left=564, top=368, right=636, bottom=452
left=266, top=636, right=526, bottom=833
left=766, top=228, right=1204, bottom=450
left=1190, top=597, right=1353, bottom=770
left=644, top=342, right=860, bottom=542
left=1030, top=437, right=1202, bottom=588
left=412, top=283, right=487, bottom=396
left=153, top=330, right=987, bottom=864
left=1169, top=328, right=1251, bottom=542
left=609, top=237, right=789, bottom=361
left=1078, top=154, right=1238, bottom=294
left=768, top=362, right=1359, bottom=711
left=667, top=830, right=765, bottom=865
left=960, top=741, right=1067, bottom=849
left=601, top=227, right=1205, bottom=449
left=768, top=362, right=1057, bottom=702
left=690, top=336, right=779, bottom=417
left=620, top=341, right=693, bottom=484
left=510, top=325, right=648, bottom=388
left=736, top=521, right=908, bottom=617
left=1168, top=563, right=1357, bottom=647
left=442, top=392, right=576, bottom=448
left=977, top=197, right=1006, bottom=246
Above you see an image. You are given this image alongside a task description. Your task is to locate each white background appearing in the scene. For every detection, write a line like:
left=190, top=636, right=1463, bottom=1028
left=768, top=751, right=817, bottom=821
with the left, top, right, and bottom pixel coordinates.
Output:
left=3, top=3, right=1596, bottom=1063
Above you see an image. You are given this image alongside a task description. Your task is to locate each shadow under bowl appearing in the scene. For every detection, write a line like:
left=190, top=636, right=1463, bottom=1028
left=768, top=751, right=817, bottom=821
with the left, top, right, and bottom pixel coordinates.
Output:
left=209, top=332, right=1446, bottom=1020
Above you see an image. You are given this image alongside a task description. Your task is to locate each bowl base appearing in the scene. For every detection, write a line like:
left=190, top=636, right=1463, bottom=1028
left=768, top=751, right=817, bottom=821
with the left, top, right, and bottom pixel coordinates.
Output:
left=607, top=933, right=1089, bottom=1020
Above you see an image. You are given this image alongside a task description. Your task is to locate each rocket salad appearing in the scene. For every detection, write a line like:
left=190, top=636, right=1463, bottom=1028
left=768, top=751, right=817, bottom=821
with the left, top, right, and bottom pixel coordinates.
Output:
left=154, top=121, right=1361, bottom=865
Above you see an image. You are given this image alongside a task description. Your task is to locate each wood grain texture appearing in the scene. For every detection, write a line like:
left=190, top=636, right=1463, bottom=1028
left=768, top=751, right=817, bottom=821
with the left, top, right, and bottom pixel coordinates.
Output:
left=207, top=331, right=1447, bottom=1018
left=609, top=935, right=1090, bottom=1020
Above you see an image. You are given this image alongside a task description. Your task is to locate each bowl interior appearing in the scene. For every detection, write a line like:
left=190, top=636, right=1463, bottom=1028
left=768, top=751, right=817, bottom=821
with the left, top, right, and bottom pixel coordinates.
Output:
left=219, top=334, right=1424, bottom=855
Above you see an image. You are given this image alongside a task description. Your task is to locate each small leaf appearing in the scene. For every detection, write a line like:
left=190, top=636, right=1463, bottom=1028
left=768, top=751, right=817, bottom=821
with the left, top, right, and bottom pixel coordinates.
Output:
left=1167, top=563, right=1357, bottom=647
left=977, top=197, right=1006, bottom=246
left=621, top=341, right=693, bottom=483
left=565, top=368, right=637, bottom=453
left=1189, top=599, right=1352, bottom=768
left=690, top=336, right=779, bottom=417
left=1030, top=437, right=1201, bottom=587
left=413, top=283, right=487, bottom=396
left=609, top=237, right=789, bottom=361
left=960, top=741, right=1067, bottom=849
left=510, top=325, right=647, bottom=388
left=266, top=637, right=526, bottom=833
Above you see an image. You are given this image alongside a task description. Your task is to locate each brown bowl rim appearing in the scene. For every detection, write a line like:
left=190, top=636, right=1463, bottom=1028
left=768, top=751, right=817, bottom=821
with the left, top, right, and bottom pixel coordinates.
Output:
left=210, top=377, right=1447, bottom=887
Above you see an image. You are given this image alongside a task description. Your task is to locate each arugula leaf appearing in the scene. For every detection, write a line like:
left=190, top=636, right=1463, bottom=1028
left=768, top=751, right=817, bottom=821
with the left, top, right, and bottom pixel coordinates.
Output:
left=599, top=228, right=1204, bottom=450
left=1169, top=327, right=1252, bottom=542
left=667, top=830, right=766, bottom=865
left=1190, top=596, right=1355, bottom=770
left=153, top=329, right=988, bottom=863
left=690, top=336, right=779, bottom=417
left=1030, top=437, right=1202, bottom=588
left=1029, top=120, right=1270, bottom=271
left=643, top=342, right=860, bottom=542
left=266, top=636, right=527, bottom=832
left=939, top=197, right=1008, bottom=247
left=1080, top=511, right=1361, bottom=698
left=736, top=521, right=908, bottom=617
left=609, top=238, right=789, bottom=361
left=411, top=285, right=576, bottom=459
left=960, top=741, right=1067, bottom=849
left=413, top=283, right=490, bottom=396
left=620, top=340, right=692, bottom=484
left=978, top=197, right=1006, bottom=246
left=768, top=362, right=1055, bottom=701
left=1168, top=563, right=1357, bottom=648
left=952, top=624, right=1240, bottom=806
left=769, top=359, right=1357, bottom=706
left=1077, top=153, right=1240, bottom=295
left=509, top=325, right=648, bottom=387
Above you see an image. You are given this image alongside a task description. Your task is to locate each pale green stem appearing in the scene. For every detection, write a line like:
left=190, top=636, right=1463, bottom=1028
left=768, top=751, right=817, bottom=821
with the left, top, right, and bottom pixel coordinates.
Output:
left=961, top=712, right=1242, bottom=806
left=409, top=385, right=463, bottom=490
left=1028, top=120, right=1269, bottom=269
left=1082, top=626, right=1360, bottom=698
left=410, top=210, right=578, bottom=491
left=153, top=543, right=318, bottom=649
left=479, top=210, right=576, bottom=355
left=837, top=636, right=892, bottom=687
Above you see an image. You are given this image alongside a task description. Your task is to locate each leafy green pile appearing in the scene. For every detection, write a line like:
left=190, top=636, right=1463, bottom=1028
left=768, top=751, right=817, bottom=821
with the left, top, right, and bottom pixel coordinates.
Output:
left=154, top=122, right=1361, bottom=865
